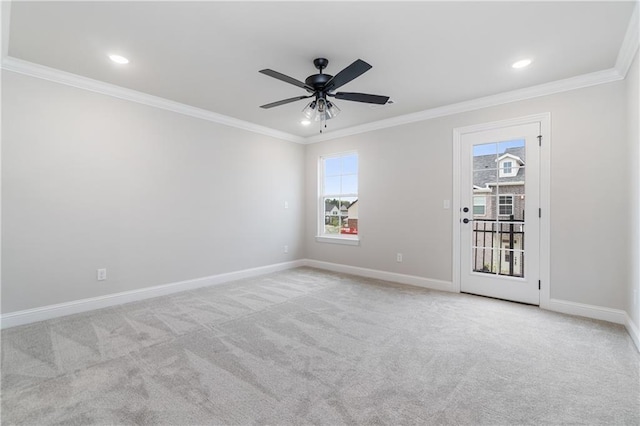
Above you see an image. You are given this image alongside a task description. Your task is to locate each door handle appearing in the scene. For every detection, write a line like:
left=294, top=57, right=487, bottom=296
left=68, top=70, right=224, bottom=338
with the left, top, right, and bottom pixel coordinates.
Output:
left=463, top=218, right=473, bottom=224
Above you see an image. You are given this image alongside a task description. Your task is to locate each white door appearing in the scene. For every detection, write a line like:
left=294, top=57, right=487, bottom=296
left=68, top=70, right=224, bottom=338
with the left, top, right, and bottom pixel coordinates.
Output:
left=459, top=122, right=540, bottom=305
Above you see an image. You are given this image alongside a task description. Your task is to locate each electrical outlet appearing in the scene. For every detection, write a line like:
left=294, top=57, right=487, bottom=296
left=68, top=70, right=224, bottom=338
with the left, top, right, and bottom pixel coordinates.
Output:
left=284, top=245, right=289, bottom=254
left=97, top=268, right=107, bottom=281
left=396, top=253, right=403, bottom=263
left=443, top=199, right=450, bottom=209
left=284, top=201, right=289, bottom=209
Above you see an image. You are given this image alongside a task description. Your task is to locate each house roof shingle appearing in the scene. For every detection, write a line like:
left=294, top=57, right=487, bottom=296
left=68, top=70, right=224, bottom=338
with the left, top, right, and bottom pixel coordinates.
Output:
left=473, top=147, right=525, bottom=188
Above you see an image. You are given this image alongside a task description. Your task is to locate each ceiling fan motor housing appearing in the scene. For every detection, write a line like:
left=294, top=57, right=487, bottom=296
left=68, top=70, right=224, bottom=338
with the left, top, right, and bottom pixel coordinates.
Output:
left=305, top=58, right=332, bottom=92
left=305, top=73, right=332, bottom=91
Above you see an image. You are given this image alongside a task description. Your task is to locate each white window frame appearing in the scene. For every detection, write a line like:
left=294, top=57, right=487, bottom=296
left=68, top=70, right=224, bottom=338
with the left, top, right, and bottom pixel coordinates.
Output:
left=473, top=196, right=487, bottom=216
left=502, top=161, right=513, bottom=175
left=316, top=151, right=359, bottom=245
left=498, top=195, right=514, bottom=216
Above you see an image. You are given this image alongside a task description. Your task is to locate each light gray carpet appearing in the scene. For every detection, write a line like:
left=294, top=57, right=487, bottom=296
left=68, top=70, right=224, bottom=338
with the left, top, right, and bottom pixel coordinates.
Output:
left=2, top=267, right=639, bottom=425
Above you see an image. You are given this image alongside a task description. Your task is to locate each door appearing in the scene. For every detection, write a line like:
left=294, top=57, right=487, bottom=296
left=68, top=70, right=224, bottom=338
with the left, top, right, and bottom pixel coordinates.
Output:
left=459, top=122, right=540, bottom=305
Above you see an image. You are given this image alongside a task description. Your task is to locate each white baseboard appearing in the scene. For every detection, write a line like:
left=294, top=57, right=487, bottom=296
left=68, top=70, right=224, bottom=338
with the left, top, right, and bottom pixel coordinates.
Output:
left=0, top=260, right=306, bottom=329
left=547, top=298, right=627, bottom=324
left=303, top=259, right=455, bottom=293
left=625, top=313, right=640, bottom=352
left=4, top=259, right=638, bottom=353
left=534, top=299, right=640, bottom=352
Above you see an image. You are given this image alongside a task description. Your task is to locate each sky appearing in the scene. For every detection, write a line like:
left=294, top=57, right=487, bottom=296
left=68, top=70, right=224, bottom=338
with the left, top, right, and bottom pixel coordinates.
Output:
left=324, top=154, right=358, bottom=195
left=473, top=139, right=525, bottom=157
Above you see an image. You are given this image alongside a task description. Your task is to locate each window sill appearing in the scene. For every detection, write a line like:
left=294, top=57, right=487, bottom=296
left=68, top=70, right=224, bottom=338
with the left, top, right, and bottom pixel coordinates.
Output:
left=315, top=235, right=360, bottom=246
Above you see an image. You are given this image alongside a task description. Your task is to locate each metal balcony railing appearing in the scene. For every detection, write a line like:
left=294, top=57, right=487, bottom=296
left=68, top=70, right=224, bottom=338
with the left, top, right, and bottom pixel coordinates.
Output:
left=472, top=216, right=525, bottom=278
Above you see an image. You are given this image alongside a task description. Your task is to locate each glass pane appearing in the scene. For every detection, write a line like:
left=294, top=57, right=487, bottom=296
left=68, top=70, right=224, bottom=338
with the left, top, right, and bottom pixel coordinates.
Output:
left=473, top=142, right=497, bottom=161
left=342, top=154, right=358, bottom=175
left=498, top=249, right=525, bottom=278
left=324, top=176, right=340, bottom=195
left=340, top=197, right=358, bottom=235
left=474, top=169, right=497, bottom=189
left=502, top=193, right=525, bottom=220
left=498, top=139, right=526, bottom=163
left=473, top=195, right=496, bottom=220
left=324, top=157, right=341, bottom=177
left=497, top=222, right=525, bottom=244
left=323, top=197, right=342, bottom=234
left=497, top=194, right=515, bottom=218
left=472, top=220, right=497, bottom=249
left=473, top=157, right=498, bottom=173
left=341, top=174, right=358, bottom=194
left=473, top=196, right=487, bottom=215
left=472, top=247, right=498, bottom=274
left=498, top=165, right=525, bottom=184
left=470, top=139, right=526, bottom=279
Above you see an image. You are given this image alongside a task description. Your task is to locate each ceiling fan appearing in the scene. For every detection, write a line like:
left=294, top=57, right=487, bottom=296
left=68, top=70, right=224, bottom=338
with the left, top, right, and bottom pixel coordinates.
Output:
left=259, top=58, right=389, bottom=132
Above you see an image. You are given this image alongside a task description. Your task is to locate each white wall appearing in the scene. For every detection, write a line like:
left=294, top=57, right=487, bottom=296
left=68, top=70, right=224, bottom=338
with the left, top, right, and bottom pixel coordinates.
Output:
left=2, top=60, right=635, bottom=321
left=305, top=79, right=629, bottom=311
left=2, top=71, right=305, bottom=313
left=627, top=51, right=640, bottom=331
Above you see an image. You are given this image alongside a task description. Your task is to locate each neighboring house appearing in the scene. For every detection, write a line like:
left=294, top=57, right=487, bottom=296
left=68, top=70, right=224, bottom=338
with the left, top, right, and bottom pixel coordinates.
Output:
left=326, top=205, right=340, bottom=217
left=343, top=199, right=359, bottom=234
left=472, top=147, right=526, bottom=277
left=325, top=202, right=349, bottom=229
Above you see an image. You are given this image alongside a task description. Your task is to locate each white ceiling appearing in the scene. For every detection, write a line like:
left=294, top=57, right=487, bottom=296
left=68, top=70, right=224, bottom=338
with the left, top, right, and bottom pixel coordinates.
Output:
left=3, top=1, right=637, bottom=139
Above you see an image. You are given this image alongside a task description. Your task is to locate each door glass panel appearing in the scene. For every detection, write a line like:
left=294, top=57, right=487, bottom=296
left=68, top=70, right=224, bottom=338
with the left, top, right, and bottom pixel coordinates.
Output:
left=473, top=142, right=498, bottom=160
left=498, top=249, right=525, bottom=277
left=471, top=138, right=527, bottom=278
left=498, top=139, right=526, bottom=163
left=473, top=196, right=497, bottom=223
left=472, top=247, right=498, bottom=274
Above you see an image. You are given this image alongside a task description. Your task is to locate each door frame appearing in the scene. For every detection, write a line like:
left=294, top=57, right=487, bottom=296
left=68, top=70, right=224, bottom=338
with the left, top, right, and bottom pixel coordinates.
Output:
left=452, top=113, right=551, bottom=309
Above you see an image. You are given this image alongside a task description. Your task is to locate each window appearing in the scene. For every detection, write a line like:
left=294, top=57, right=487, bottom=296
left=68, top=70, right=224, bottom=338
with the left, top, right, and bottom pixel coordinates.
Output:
left=473, top=196, right=486, bottom=215
left=498, top=195, right=514, bottom=216
left=318, top=152, right=358, bottom=243
left=502, top=161, right=512, bottom=174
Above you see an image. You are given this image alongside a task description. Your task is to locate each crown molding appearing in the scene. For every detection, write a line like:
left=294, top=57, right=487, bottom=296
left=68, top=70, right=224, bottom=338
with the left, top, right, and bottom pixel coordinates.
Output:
left=1, top=55, right=627, bottom=146
left=305, top=67, right=624, bottom=144
left=615, top=2, right=639, bottom=77
left=1, top=56, right=305, bottom=144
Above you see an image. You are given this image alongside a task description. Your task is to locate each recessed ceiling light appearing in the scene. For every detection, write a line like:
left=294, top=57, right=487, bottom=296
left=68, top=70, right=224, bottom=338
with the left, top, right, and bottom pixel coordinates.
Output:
left=300, top=120, right=311, bottom=126
left=512, top=59, right=532, bottom=69
left=109, top=54, right=129, bottom=65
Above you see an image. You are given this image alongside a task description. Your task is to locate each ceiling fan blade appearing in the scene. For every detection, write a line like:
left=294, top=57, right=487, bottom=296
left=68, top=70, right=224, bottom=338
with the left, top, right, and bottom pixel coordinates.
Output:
left=260, top=95, right=312, bottom=109
left=334, top=92, right=390, bottom=105
left=324, top=59, right=372, bottom=91
left=259, top=69, right=313, bottom=91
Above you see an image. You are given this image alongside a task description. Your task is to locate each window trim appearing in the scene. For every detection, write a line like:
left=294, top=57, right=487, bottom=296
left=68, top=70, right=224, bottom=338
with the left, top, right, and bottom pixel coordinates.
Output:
left=502, top=160, right=513, bottom=174
left=498, top=194, right=514, bottom=216
left=473, top=196, right=487, bottom=216
left=317, top=151, right=360, bottom=245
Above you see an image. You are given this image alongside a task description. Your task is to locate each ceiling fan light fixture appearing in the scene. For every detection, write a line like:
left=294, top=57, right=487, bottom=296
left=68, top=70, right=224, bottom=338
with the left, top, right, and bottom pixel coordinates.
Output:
left=313, top=98, right=327, bottom=122
left=326, top=101, right=341, bottom=119
left=302, top=101, right=317, bottom=120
